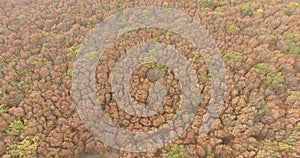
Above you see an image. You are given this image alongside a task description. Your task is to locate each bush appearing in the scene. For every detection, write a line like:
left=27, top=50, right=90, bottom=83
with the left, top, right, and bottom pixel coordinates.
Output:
left=239, top=4, right=253, bottom=17
left=289, top=2, right=300, bottom=8
left=0, top=104, right=7, bottom=115
left=7, top=136, right=40, bottom=157
left=285, top=33, right=300, bottom=57
left=295, top=122, right=300, bottom=130
left=67, top=43, right=81, bottom=57
left=281, top=7, right=292, bottom=16
left=261, top=72, right=286, bottom=91
left=273, top=141, right=295, bottom=151
left=228, top=24, right=240, bottom=32
left=223, top=51, right=243, bottom=61
left=254, top=63, right=271, bottom=72
left=166, top=144, right=187, bottom=158
left=6, top=118, right=30, bottom=136
left=197, top=0, right=223, bottom=9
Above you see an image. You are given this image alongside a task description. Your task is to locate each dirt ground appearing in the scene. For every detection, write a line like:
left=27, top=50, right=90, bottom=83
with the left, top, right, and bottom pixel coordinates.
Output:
left=0, top=0, right=299, bottom=157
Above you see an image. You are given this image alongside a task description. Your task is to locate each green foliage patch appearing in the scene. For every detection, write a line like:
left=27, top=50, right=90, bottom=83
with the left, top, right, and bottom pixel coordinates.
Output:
left=203, top=147, right=215, bottom=156
left=286, top=33, right=300, bottom=44
left=223, top=51, right=243, bottom=61
left=0, top=103, right=7, bottom=115
left=289, top=2, right=300, bottom=8
left=261, top=72, right=286, bottom=91
left=197, top=0, right=224, bottom=9
left=239, top=4, right=253, bottom=17
left=295, top=122, right=300, bottom=130
left=281, top=7, right=292, bottom=16
left=254, top=63, right=271, bottom=72
left=273, top=141, right=295, bottom=151
left=7, top=136, right=40, bottom=157
left=166, top=144, right=187, bottom=158
left=6, top=118, right=30, bottom=136
left=67, top=43, right=81, bottom=57
left=228, top=24, right=240, bottom=32
left=285, top=33, right=300, bottom=57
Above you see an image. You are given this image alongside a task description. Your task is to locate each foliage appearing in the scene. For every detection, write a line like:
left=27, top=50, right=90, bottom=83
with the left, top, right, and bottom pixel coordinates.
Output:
left=11, top=81, right=19, bottom=87
left=143, top=62, right=168, bottom=74
left=6, top=54, right=21, bottom=62
left=256, top=104, right=270, bottom=122
left=254, top=63, right=271, bottom=72
left=165, top=31, right=173, bottom=40
left=7, top=136, right=40, bottom=158
left=7, top=25, right=19, bottom=32
left=67, top=43, right=81, bottom=57
left=203, top=148, right=215, bottom=156
left=10, top=81, right=32, bottom=93
left=33, top=57, right=52, bottom=65
left=92, top=3, right=101, bottom=9
left=222, top=114, right=236, bottom=124
left=197, top=0, right=223, bottom=9
left=192, top=51, right=201, bottom=59
left=6, top=118, right=30, bottom=136
left=0, top=104, right=7, bottom=115
left=67, top=69, right=74, bottom=76
left=197, top=0, right=215, bottom=9
left=261, top=72, right=286, bottom=91
left=285, top=33, right=300, bottom=57
left=17, top=15, right=25, bottom=20
left=289, top=2, right=300, bottom=8
left=273, top=141, right=295, bottom=151
left=239, top=4, right=253, bottom=17
left=263, top=145, right=280, bottom=157
left=247, top=145, right=259, bottom=152
left=19, top=68, right=30, bottom=77
left=261, top=0, right=271, bottom=4
left=287, top=89, right=300, bottom=98
left=115, top=2, right=126, bottom=10
left=269, top=34, right=279, bottom=42
left=62, top=69, right=77, bottom=78
left=295, top=122, right=300, bottom=130
left=281, top=7, right=292, bottom=16
left=256, top=8, right=264, bottom=13
left=228, top=24, right=240, bottom=32
left=83, top=51, right=98, bottom=64
left=198, top=75, right=208, bottom=84
left=166, top=144, right=187, bottom=158
left=287, top=45, right=300, bottom=56
left=286, top=33, right=300, bottom=44
left=223, top=51, right=243, bottom=61
left=252, top=98, right=271, bottom=124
